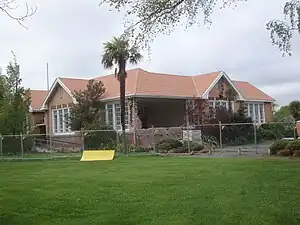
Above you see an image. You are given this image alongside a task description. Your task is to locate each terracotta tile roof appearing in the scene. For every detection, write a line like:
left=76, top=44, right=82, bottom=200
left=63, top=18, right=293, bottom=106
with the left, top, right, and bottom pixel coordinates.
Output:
left=59, top=77, right=89, bottom=92
left=233, top=81, right=274, bottom=101
left=95, top=69, right=140, bottom=99
left=135, top=69, right=197, bottom=97
left=192, top=71, right=221, bottom=96
left=29, top=90, right=49, bottom=110
left=58, top=68, right=274, bottom=102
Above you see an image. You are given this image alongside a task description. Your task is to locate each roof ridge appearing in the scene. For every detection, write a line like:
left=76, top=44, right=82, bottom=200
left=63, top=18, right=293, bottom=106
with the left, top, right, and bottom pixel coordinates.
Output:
left=191, top=76, right=200, bottom=97
left=93, top=68, right=141, bottom=80
left=59, top=76, right=89, bottom=81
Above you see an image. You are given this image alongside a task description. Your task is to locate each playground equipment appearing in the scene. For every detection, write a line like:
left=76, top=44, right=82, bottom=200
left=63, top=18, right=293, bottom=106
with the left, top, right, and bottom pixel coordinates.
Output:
left=80, top=150, right=115, bottom=161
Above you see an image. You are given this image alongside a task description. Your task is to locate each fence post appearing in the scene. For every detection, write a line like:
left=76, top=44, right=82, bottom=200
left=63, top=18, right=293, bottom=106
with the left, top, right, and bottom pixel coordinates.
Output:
left=187, top=125, right=191, bottom=153
left=219, top=121, right=223, bottom=149
left=253, top=123, right=258, bottom=155
left=20, top=132, right=24, bottom=158
left=152, top=125, right=156, bottom=153
left=116, top=130, right=119, bottom=152
left=133, top=126, right=137, bottom=146
left=49, top=133, right=53, bottom=151
left=81, top=131, right=85, bottom=152
left=293, top=120, right=297, bottom=139
left=0, top=134, right=3, bottom=159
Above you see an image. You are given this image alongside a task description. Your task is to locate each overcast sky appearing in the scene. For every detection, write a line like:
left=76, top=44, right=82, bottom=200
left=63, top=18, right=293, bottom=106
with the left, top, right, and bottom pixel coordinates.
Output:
left=0, top=0, right=299, bottom=105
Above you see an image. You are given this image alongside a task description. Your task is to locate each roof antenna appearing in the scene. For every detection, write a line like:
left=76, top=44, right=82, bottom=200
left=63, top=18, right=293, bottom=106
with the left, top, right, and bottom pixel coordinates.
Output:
left=46, top=62, right=49, bottom=91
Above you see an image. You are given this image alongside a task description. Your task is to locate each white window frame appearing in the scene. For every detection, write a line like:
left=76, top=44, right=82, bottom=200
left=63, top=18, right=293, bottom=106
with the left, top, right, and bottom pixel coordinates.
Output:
left=105, top=102, right=129, bottom=132
left=52, top=107, right=73, bottom=135
left=244, top=102, right=266, bottom=124
left=208, top=99, right=234, bottom=111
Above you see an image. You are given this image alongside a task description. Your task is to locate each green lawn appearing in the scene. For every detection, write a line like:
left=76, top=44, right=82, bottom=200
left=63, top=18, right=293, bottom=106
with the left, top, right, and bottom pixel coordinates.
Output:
left=0, top=157, right=300, bottom=225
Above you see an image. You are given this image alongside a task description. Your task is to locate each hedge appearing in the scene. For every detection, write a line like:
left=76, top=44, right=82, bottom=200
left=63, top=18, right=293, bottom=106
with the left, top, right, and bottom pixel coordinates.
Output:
left=269, top=139, right=300, bottom=155
left=269, top=140, right=291, bottom=154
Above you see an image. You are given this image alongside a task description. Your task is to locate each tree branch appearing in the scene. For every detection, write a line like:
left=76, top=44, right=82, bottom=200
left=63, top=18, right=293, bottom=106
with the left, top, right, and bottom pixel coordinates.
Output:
left=0, top=0, right=37, bottom=29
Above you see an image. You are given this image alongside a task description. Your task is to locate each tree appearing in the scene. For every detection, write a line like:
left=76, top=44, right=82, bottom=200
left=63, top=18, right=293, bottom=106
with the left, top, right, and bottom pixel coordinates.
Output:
left=1, top=0, right=36, bottom=28
left=100, top=0, right=298, bottom=55
left=273, top=105, right=292, bottom=122
left=69, top=79, right=106, bottom=131
left=101, top=36, right=142, bottom=154
left=0, top=53, right=31, bottom=135
left=289, top=100, right=300, bottom=121
left=267, top=0, right=300, bottom=56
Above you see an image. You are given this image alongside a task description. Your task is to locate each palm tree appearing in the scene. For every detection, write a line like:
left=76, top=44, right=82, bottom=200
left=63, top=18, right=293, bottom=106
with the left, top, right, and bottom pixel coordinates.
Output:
left=101, top=36, right=142, bottom=154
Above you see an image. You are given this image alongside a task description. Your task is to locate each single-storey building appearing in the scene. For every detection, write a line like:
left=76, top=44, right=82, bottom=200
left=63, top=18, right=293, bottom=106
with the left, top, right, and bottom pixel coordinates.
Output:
left=29, top=68, right=274, bottom=136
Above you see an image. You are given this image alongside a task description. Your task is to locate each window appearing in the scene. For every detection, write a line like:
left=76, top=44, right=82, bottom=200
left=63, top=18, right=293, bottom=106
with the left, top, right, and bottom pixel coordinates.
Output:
left=115, top=103, right=121, bottom=129
left=254, top=104, right=259, bottom=124
left=259, top=104, right=264, bottom=124
left=58, top=109, right=63, bottom=132
left=208, top=100, right=234, bottom=111
left=106, top=104, right=113, bottom=127
left=52, top=107, right=71, bottom=133
left=53, top=110, right=58, bottom=133
left=106, top=102, right=129, bottom=130
left=244, top=103, right=265, bottom=124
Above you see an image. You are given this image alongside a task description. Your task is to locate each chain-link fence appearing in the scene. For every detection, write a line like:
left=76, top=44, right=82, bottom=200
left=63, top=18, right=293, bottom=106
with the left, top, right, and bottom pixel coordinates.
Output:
left=132, top=121, right=297, bottom=156
left=0, top=122, right=297, bottom=160
left=0, top=130, right=124, bottom=160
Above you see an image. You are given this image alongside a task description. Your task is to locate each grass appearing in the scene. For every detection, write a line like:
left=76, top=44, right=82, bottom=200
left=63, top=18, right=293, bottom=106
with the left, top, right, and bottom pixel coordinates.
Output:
left=0, top=156, right=300, bottom=225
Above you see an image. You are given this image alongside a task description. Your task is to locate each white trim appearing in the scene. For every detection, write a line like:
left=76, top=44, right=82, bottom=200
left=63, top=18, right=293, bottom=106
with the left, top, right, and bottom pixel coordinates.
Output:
left=52, top=107, right=71, bottom=134
left=52, top=132, right=75, bottom=136
left=40, top=78, right=77, bottom=110
left=101, top=94, right=197, bottom=101
left=29, top=106, right=33, bottom=113
left=244, top=99, right=275, bottom=103
left=208, top=99, right=234, bottom=111
left=105, top=101, right=129, bottom=130
left=202, top=71, right=245, bottom=100
left=244, top=102, right=267, bottom=124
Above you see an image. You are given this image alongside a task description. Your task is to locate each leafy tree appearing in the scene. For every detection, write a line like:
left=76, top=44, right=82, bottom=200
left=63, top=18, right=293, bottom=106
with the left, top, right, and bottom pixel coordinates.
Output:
left=69, top=79, right=106, bottom=131
left=1, top=0, right=36, bottom=28
left=0, top=53, right=31, bottom=135
left=100, top=0, right=298, bottom=55
left=273, top=105, right=292, bottom=122
left=101, top=36, right=142, bottom=154
left=289, top=100, right=300, bottom=121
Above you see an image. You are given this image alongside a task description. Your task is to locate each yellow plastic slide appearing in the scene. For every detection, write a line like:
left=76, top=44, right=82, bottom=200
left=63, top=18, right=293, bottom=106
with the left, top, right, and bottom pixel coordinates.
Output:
left=80, top=150, right=115, bottom=161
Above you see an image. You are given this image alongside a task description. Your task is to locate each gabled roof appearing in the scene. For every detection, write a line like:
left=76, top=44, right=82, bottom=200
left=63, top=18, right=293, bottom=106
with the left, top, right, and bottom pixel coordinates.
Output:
left=233, top=80, right=274, bottom=101
left=29, top=90, right=49, bottom=111
left=40, top=68, right=274, bottom=109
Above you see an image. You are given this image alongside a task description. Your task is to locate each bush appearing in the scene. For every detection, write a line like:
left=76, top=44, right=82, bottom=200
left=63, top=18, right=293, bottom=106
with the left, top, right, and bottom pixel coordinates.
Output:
left=183, top=141, right=204, bottom=152
left=134, top=146, right=152, bottom=153
left=293, top=150, right=300, bottom=157
left=287, top=140, right=300, bottom=151
left=269, top=140, right=291, bottom=154
left=156, top=139, right=182, bottom=151
left=172, top=147, right=188, bottom=153
left=84, top=128, right=117, bottom=150
left=277, top=149, right=292, bottom=156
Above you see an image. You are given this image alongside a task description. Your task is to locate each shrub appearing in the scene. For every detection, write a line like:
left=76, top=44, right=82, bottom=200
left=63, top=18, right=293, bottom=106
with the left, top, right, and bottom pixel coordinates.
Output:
left=183, top=141, right=204, bottom=152
left=84, top=128, right=117, bottom=150
left=134, top=146, right=152, bottom=153
left=277, top=149, right=292, bottom=156
left=156, top=139, right=182, bottom=151
left=269, top=140, right=291, bottom=154
left=293, top=150, right=300, bottom=157
left=287, top=140, right=300, bottom=151
left=173, top=147, right=188, bottom=153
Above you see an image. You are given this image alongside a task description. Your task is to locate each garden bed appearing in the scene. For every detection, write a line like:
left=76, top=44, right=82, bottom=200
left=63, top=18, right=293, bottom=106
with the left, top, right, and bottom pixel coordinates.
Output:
left=270, top=139, right=300, bottom=157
